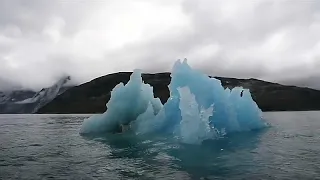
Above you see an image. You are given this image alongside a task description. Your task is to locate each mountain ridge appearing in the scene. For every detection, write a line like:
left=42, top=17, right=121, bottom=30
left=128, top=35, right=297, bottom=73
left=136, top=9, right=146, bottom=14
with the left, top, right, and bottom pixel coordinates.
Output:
left=37, top=72, right=320, bottom=114
left=0, top=76, right=72, bottom=114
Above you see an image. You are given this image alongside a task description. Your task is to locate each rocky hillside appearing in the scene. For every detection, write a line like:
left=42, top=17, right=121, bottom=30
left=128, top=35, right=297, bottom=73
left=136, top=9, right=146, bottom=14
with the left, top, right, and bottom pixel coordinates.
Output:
left=0, top=76, right=72, bottom=114
left=37, top=72, right=320, bottom=114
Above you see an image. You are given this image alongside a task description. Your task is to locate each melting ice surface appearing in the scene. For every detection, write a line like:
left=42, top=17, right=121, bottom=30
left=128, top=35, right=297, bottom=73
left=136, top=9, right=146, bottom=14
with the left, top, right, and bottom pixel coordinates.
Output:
left=80, top=59, right=268, bottom=144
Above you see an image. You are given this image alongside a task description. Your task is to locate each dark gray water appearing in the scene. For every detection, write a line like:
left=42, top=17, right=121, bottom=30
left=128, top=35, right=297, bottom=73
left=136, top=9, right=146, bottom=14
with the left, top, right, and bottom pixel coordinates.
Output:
left=0, top=112, right=320, bottom=180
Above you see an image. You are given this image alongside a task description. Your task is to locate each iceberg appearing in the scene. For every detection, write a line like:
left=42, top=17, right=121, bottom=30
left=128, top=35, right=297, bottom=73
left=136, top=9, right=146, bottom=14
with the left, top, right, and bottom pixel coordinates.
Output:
left=80, top=59, right=268, bottom=144
left=80, top=69, right=163, bottom=134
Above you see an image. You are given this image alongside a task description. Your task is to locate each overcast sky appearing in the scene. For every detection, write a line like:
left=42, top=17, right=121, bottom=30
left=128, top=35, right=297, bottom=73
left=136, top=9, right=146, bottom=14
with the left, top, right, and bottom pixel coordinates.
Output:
left=0, top=0, right=320, bottom=90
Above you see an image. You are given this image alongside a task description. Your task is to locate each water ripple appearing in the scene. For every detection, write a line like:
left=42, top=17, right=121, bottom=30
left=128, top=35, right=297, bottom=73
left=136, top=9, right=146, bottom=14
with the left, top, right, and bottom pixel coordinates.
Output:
left=0, top=113, right=320, bottom=179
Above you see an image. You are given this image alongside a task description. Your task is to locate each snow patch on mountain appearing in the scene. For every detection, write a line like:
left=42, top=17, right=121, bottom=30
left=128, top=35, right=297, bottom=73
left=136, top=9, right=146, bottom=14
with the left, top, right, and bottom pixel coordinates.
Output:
left=0, top=76, right=72, bottom=114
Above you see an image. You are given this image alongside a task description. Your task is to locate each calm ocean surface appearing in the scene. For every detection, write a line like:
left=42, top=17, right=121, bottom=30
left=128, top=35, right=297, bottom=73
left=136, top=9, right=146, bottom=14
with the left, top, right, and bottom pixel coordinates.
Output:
left=1, top=112, right=320, bottom=180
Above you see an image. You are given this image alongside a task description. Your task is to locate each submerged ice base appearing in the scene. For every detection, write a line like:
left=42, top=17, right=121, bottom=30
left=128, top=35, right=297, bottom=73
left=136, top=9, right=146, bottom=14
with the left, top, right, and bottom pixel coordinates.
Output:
left=80, top=59, right=268, bottom=144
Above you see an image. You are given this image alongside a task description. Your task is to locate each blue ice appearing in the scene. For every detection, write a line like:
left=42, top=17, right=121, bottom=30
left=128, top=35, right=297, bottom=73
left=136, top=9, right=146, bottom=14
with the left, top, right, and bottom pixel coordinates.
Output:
left=80, top=59, right=268, bottom=144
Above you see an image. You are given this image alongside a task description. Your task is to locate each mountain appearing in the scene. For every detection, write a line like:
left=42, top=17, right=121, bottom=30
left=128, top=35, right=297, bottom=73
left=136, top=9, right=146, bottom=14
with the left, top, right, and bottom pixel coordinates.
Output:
left=37, top=72, right=320, bottom=114
left=0, top=76, right=72, bottom=114
left=0, top=90, right=36, bottom=104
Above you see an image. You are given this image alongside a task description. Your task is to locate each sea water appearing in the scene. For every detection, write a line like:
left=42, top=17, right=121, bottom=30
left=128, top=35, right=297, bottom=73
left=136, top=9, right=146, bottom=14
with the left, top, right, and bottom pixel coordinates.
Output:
left=1, top=112, right=319, bottom=179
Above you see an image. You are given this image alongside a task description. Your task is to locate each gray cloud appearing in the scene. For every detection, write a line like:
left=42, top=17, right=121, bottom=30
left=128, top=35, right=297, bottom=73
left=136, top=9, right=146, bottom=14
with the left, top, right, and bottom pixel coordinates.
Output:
left=0, top=0, right=320, bottom=90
